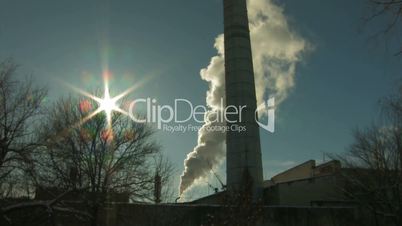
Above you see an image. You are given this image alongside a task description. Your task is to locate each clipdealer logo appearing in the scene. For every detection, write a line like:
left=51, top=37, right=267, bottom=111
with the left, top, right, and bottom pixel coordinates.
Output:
left=255, top=97, right=275, bottom=133
left=127, top=98, right=275, bottom=133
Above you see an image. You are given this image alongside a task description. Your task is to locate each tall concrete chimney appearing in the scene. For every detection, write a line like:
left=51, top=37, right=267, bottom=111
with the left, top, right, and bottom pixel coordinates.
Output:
left=223, top=0, right=263, bottom=200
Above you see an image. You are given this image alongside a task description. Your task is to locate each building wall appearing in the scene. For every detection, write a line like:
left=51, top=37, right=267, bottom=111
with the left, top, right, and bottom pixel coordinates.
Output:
left=100, top=204, right=358, bottom=226
left=2, top=201, right=385, bottom=226
left=264, top=160, right=345, bottom=206
left=271, top=160, right=315, bottom=183
left=266, top=175, right=343, bottom=206
left=191, top=160, right=346, bottom=206
left=313, top=160, right=341, bottom=177
left=270, top=160, right=341, bottom=185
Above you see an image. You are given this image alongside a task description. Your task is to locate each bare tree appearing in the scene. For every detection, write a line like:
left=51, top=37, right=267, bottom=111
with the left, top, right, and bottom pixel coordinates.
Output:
left=366, top=0, right=402, bottom=55
left=0, top=59, right=47, bottom=198
left=32, top=95, right=173, bottom=226
left=338, top=85, right=402, bottom=226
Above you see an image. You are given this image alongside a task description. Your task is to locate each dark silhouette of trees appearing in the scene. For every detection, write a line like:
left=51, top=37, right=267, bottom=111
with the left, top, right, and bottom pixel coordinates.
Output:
left=0, top=60, right=174, bottom=225
left=0, top=59, right=47, bottom=198
left=366, top=0, right=402, bottom=55
left=338, top=85, right=402, bottom=226
left=30, top=95, right=173, bottom=225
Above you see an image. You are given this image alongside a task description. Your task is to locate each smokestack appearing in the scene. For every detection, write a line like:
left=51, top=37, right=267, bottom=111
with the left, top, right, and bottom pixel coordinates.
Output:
left=179, top=0, right=308, bottom=198
left=154, top=173, right=162, bottom=204
left=224, top=0, right=263, bottom=199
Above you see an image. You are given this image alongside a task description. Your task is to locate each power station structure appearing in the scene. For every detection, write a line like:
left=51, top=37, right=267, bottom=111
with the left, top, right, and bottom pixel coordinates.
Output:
left=224, top=0, right=264, bottom=200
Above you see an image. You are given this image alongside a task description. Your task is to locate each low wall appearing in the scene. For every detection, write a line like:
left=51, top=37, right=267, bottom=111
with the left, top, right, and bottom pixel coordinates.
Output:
left=100, top=203, right=357, bottom=226
left=2, top=202, right=362, bottom=226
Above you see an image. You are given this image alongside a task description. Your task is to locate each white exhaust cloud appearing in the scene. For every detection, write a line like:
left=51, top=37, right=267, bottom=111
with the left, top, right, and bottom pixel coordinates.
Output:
left=179, top=0, right=309, bottom=196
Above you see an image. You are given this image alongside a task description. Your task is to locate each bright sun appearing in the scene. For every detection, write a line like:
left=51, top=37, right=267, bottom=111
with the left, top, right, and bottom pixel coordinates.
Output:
left=65, top=72, right=144, bottom=131
left=98, top=87, right=118, bottom=125
left=100, top=96, right=117, bottom=114
left=63, top=70, right=152, bottom=142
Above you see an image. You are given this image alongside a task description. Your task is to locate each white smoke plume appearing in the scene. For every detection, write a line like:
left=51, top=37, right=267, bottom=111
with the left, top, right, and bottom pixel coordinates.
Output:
left=179, top=0, right=309, bottom=195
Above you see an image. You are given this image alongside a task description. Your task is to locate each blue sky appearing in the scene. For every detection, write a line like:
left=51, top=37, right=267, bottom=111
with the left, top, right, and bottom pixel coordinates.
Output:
left=0, top=0, right=401, bottom=199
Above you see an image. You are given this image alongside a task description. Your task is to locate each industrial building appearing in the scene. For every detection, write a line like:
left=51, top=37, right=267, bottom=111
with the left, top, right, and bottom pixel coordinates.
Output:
left=191, top=159, right=349, bottom=207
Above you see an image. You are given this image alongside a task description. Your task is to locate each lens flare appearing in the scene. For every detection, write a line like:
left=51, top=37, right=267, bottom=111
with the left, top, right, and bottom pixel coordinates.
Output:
left=66, top=74, right=128, bottom=130
left=98, top=85, right=118, bottom=128
left=54, top=68, right=156, bottom=143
